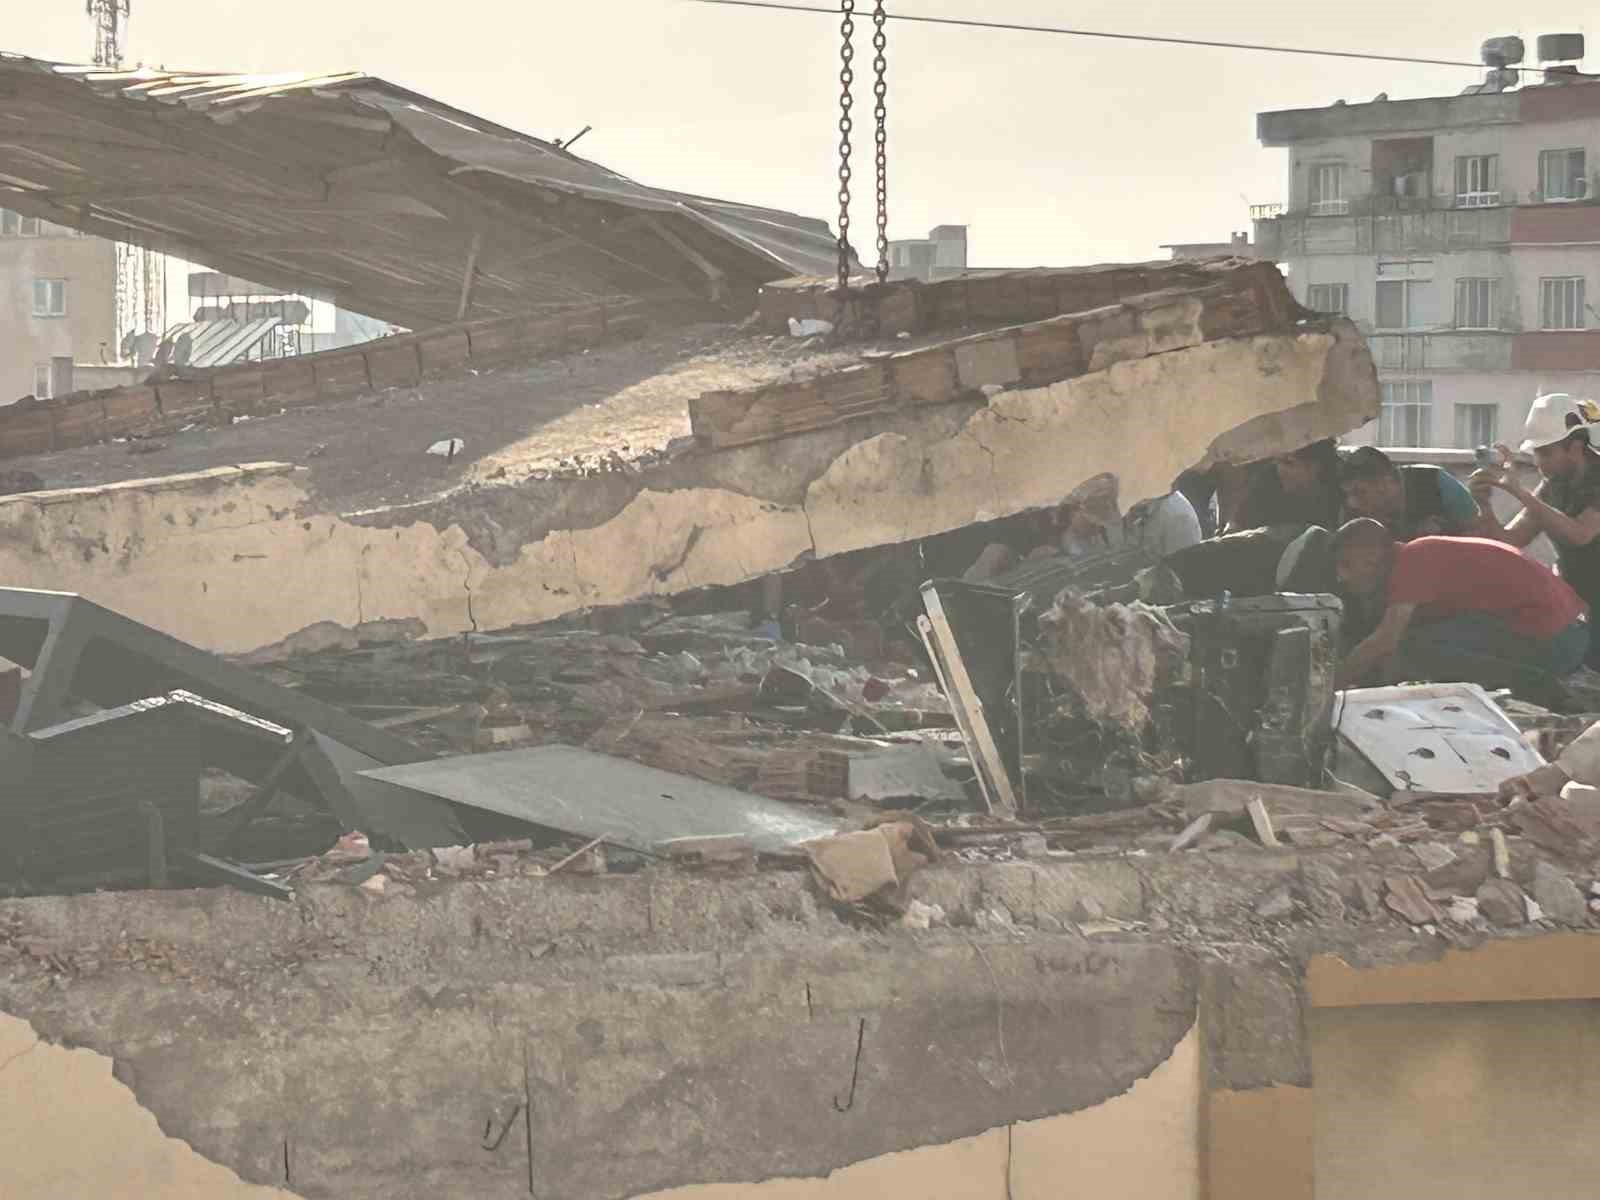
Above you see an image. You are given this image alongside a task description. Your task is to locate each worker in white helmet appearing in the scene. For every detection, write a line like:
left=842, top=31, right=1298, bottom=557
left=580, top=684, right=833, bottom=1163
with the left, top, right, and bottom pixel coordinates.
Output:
left=1471, top=394, right=1600, bottom=659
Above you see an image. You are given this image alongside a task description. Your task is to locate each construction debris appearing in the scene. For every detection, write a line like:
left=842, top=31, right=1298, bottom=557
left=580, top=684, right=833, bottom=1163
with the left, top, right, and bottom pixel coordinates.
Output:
left=803, top=817, right=939, bottom=910
left=357, top=744, right=843, bottom=853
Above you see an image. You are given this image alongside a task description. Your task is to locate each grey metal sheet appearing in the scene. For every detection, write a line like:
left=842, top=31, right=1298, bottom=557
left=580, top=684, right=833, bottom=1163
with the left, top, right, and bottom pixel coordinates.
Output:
left=0, top=55, right=842, bottom=327
left=357, top=744, right=842, bottom=852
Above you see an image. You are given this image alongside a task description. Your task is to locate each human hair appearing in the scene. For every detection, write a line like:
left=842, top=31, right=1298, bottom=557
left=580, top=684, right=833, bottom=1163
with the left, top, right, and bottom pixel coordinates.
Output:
left=1288, top=438, right=1340, bottom=481
left=1338, top=445, right=1400, bottom=486
left=1333, top=517, right=1393, bottom=555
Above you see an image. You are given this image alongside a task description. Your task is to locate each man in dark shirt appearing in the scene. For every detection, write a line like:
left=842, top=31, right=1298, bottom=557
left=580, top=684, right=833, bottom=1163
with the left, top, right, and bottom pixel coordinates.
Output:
left=1471, top=395, right=1600, bottom=660
left=1220, top=439, right=1342, bottom=534
left=1333, top=520, right=1589, bottom=690
left=1339, top=446, right=1480, bottom=539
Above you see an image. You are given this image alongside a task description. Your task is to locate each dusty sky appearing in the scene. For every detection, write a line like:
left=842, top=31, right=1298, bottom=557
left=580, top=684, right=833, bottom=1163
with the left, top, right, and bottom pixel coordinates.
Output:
left=13, top=2, right=1592, bottom=266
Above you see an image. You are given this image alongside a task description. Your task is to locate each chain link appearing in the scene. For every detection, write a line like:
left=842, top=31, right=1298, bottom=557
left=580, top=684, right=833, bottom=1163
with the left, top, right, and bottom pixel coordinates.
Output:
left=836, top=0, right=856, bottom=294
left=871, top=1, right=889, bottom=284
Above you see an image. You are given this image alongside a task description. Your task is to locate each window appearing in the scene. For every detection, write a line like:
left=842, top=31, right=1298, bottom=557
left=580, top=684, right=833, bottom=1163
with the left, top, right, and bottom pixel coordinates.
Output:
left=17, top=215, right=37, bottom=236
left=1454, top=154, right=1501, bottom=206
left=1380, top=380, right=1434, bottom=447
left=1540, top=276, right=1586, bottom=329
left=0, top=209, right=15, bottom=236
left=32, top=365, right=51, bottom=400
left=1305, top=283, right=1349, bottom=315
left=1375, top=261, right=1435, bottom=330
left=1540, top=148, right=1588, bottom=201
left=1454, top=278, right=1496, bottom=329
left=1455, top=403, right=1499, bottom=449
left=31, top=278, right=65, bottom=318
left=1377, top=280, right=1437, bottom=329
left=1309, top=163, right=1347, bottom=214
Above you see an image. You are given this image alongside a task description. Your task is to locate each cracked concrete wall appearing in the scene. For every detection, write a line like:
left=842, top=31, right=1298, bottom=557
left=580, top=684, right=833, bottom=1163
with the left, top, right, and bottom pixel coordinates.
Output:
left=0, top=1006, right=1197, bottom=1200
left=7, top=858, right=1599, bottom=1199
left=0, top=326, right=1375, bottom=655
left=0, top=862, right=1205, bottom=1200
left=638, top=1026, right=1200, bottom=1200
left=0, top=1012, right=292, bottom=1200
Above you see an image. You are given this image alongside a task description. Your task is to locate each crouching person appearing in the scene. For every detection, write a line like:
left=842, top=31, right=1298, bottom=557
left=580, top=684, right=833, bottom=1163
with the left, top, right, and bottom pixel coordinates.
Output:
left=1333, top=519, right=1590, bottom=695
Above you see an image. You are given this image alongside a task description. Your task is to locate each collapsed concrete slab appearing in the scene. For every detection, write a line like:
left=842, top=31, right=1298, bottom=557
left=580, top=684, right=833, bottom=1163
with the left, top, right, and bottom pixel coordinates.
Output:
left=0, top=262, right=1378, bottom=654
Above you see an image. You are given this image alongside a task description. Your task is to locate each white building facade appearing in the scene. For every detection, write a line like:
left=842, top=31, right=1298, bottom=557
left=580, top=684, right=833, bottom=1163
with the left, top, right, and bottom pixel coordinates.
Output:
left=1254, top=58, right=1600, bottom=450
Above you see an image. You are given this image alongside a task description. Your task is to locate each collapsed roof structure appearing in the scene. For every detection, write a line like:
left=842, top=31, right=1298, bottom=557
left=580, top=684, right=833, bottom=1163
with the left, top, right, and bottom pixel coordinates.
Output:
left=0, top=54, right=840, bottom=325
left=13, top=43, right=1596, bottom=1200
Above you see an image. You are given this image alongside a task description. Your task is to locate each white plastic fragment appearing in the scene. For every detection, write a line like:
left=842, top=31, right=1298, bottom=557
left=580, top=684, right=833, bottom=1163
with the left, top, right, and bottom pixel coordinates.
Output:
left=787, top=317, right=834, bottom=337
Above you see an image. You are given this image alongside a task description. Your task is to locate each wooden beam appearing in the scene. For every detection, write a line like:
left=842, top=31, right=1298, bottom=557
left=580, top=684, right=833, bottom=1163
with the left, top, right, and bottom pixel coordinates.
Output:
left=456, top=231, right=483, bottom=321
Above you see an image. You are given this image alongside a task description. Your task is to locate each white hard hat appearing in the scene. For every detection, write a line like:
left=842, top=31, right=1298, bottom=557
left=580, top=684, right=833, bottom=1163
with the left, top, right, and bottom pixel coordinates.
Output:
left=1518, top=393, right=1593, bottom=453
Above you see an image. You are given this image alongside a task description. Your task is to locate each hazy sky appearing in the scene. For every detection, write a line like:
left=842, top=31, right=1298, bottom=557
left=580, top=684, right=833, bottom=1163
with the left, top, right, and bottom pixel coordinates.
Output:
left=14, top=2, right=1594, bottom=267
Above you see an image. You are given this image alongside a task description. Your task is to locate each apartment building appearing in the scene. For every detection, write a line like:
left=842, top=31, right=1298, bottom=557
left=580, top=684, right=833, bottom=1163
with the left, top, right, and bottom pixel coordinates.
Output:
left=1254, top=35, right=1600, bottom=450
left=887, top=225, right=969, bottom=281
left=0, top=208, right=117, bottom=404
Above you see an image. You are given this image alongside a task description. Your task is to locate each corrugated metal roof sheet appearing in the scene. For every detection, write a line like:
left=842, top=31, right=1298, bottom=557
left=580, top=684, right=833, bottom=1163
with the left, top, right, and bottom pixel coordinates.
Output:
left=0, top=54, right=844, bottom=326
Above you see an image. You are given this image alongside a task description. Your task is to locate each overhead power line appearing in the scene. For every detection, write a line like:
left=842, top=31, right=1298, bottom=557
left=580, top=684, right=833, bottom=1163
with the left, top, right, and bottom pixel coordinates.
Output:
left=687, top=0, right=1539, bottom=74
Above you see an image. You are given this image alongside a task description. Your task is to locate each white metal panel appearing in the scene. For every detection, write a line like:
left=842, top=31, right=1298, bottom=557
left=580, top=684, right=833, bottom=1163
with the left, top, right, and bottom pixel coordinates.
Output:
left=1335, top=682, right=1544, bottom=793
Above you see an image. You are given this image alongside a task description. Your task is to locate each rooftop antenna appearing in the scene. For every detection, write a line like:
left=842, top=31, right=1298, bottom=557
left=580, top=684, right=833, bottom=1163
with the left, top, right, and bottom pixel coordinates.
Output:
left=87, top=0, right=132, bottom=68
left=87, top=1, right=160, bottom=359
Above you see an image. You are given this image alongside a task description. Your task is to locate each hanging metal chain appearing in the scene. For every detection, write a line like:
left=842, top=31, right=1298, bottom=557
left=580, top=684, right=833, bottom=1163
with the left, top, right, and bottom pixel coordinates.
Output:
left=836, top=0, right=856, bottom=294
left=871, top=1, right=889, bottom=283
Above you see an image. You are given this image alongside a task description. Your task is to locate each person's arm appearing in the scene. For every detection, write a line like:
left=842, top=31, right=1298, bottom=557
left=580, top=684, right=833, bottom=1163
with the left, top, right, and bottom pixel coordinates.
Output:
left=1336, top=602, right=1418, bottom=687
left=1480, top=471, right=1600, bottom=547
left=1469, top=468, right=1545, bottom=547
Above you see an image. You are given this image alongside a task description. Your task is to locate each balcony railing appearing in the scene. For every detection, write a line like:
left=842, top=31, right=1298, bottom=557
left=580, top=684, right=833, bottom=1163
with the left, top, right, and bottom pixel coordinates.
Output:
left=1456, top=191, right=1502, bottom=208
left=1308, top=199, right=1351, bottom=216
left=1249, top=202, right=1285, bottom=221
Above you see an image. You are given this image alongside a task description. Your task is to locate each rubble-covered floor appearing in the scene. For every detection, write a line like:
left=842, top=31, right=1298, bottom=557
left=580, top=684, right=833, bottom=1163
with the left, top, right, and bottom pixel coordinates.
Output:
left=182, top=601, right=1600, bottom=945
left=2, top=318, right=948, bottom=513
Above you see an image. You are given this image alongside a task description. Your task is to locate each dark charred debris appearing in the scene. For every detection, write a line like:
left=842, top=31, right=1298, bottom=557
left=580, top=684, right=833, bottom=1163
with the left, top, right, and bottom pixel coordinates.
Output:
left=4, top=513, right=1600, bottom=936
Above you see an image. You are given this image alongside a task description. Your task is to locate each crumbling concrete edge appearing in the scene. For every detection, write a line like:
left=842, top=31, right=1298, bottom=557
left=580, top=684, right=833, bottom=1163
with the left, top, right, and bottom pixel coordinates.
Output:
left=0, top=326, right=1377, bottom=655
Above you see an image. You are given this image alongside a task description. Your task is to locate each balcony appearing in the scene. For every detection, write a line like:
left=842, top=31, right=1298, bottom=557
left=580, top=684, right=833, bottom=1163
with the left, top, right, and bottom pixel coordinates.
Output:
left=1253, top=201, right=1512, bottom=260
left=1366, top=331, right=1513, bottom=371
left=1308, top=199, right=1351, bottom=216
left=1455, top=190, right=1501, bottom=209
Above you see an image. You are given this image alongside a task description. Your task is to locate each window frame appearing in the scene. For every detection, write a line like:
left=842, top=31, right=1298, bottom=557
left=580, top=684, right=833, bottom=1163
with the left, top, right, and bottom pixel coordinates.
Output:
left=1379, top=379, right=1434, bottom=447
left=1308, top=163, right=1348, bottom=215
left=1306, top=282, right=1350, bottom=315
left=1540, top=148, right=1588, bottom=202
left=30, top=277, right=66, bottom=318
left=1454, top=154, right=1501, bottom=206
left=1453, top=277, right=1497, bottom=330
left=1454, top=403, right=1499, bottom=449
left=32, top=364, right=52, bottom=400
left=1540, top=276, right=1586, bottom=330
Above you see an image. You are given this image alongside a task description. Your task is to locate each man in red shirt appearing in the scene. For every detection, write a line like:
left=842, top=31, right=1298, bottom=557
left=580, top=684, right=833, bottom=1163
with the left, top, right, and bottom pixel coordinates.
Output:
left=1334, top=519, right=1590, bottom=690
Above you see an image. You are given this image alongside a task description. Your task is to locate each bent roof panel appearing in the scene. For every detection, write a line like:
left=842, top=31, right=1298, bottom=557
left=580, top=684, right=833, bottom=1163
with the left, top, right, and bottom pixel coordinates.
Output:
left=0, top=54, right=841, bottom=326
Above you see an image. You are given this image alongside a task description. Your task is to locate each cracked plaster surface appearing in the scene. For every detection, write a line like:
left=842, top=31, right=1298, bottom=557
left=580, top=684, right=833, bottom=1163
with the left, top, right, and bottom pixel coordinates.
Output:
left=0, top=329, right=1375, bottom=654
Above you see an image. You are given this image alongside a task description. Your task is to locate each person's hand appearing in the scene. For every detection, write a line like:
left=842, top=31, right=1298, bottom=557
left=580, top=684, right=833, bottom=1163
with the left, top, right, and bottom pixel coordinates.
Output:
left=1497, top=763, right=1571, bottom=803
left=1469, top=467, right=1513, bottom=501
